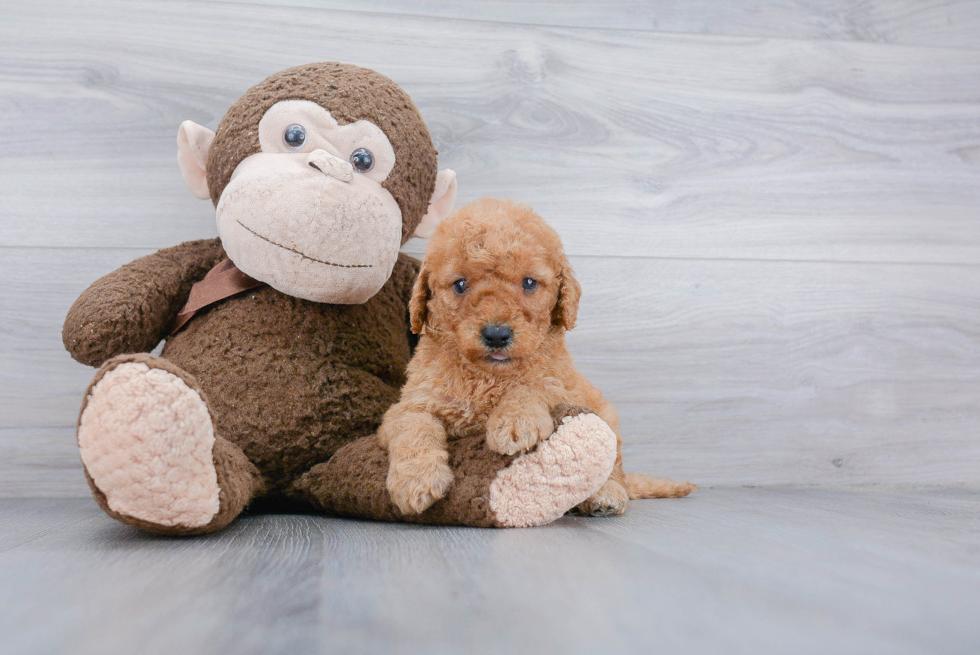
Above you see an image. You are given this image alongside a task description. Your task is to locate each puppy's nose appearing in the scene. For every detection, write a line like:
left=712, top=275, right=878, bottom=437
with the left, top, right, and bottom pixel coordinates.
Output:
left=481, top=325, right=513, bottom=349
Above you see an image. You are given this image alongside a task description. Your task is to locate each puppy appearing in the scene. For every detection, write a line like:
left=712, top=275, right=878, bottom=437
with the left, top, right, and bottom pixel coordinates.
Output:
left=379, top=198, right=696, bottom=516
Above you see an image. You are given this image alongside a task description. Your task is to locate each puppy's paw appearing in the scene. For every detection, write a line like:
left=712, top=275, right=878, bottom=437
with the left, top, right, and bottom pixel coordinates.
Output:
left=486, top=403, right=554, bottom=456
left=572, top=480, right=629, bottom=517
left=386, top=452, right=454, bottom=515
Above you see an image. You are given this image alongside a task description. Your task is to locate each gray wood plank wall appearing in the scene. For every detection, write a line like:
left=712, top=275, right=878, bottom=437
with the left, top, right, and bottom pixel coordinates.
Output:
left=1, top=0, right=978, bottom=496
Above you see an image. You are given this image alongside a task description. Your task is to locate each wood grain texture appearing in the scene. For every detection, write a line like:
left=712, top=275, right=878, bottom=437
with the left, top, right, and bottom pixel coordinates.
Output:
left=2, top=489, right=979, bottom=654
left=1, top=0, right=978, bottom=494
left=2, top=248, right=977, bottom=489
left=1, top=0, right=979, bottom=263
left=0, top=429, right=86, bottom=499
left=224, top=0, right=980, bottom=50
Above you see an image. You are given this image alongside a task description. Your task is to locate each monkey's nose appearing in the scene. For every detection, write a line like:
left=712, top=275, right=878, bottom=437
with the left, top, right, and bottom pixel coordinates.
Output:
left=481, top=324, right=513, bottom=349
left=307, top=149, right=353, bottom=183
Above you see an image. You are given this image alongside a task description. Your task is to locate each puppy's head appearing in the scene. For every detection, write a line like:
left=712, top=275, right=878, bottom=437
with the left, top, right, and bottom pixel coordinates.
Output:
left=410, top=198, right=580, bottom=369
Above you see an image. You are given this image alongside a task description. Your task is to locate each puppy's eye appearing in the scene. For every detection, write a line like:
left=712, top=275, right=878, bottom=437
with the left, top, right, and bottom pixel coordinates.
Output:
left=522, top=277, right=538, bottom=292
left=283, top=124, right=307, bottom=149
left=350, top=148, right=374, bottom=172
left=452, top=279, right=467, bottom=295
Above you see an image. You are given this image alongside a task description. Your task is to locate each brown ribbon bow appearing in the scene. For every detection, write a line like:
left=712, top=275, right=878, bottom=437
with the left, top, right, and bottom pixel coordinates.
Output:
left=170, top=259, right=265, bottom=335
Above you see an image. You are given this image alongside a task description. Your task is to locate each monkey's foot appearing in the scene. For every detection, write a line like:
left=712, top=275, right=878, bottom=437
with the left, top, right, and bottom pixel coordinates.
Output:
left=78, top=355, right=222, bottom=531
left=487, top=405, right=618, bottom=527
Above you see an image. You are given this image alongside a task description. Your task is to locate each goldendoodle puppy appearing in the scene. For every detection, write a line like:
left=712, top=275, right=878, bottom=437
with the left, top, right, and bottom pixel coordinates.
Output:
left=379, top=198, right=696, bottom=516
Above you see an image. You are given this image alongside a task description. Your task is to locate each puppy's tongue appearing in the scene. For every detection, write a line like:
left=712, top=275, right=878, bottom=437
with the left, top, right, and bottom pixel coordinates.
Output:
left=490, top=353, right=510, bottom=361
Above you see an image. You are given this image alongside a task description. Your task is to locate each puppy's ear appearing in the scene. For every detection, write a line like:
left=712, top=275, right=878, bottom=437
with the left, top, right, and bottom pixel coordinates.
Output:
left=409, top=266, right=431, bottom=334
left=551, top=254, right=581, bottom=330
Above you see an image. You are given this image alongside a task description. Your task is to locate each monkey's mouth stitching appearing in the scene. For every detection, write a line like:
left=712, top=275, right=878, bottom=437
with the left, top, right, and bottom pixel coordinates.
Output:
left=236, top=220, right=372, bottom=269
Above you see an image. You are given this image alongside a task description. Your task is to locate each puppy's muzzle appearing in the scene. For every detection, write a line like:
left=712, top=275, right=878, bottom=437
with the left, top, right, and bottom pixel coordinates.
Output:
left=481, top=324, right=513, bottom=350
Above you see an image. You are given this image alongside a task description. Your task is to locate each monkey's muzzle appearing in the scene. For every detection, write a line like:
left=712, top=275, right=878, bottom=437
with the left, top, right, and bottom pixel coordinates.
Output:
left=307, top=149, right=353, bottom=183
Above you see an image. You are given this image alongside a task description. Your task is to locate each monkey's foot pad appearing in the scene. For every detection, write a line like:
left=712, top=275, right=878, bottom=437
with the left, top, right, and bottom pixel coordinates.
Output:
left=489, top=412, right=618, bottom=528
left=78, top=362, right=220, bottom=528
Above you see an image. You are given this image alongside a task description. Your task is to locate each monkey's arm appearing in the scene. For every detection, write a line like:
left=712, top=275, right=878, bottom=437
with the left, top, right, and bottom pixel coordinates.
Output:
left=63, top=238, right=226, bottom=367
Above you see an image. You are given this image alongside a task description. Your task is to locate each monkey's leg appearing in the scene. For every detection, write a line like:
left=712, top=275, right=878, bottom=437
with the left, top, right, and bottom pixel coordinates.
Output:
left=290, top=405, right=617, bottom=528
left=78, top=354, right=263, bottom=535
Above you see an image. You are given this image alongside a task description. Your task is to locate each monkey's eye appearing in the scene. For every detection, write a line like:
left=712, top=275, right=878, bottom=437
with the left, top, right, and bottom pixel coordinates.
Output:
left=522, top=278, right=538, bottom=292
left=350, top=148, right=374, bottom=173
left=283, top=124, right=307, bottom=149
left=452, top=279, right=467, bottom=295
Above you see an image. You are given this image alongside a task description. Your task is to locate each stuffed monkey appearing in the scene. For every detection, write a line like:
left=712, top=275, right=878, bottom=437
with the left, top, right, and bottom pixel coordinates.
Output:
left=63, top=63, right=618, bottom=534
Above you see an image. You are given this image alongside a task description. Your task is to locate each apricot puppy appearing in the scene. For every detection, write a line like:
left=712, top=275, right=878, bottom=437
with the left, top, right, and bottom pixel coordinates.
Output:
left=379, top=198, right=696, bottom=516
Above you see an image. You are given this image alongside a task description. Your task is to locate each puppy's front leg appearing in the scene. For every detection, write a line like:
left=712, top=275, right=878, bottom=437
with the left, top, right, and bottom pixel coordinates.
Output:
left=379, top=408, right=453, bottom=515
left=486, top=385, right=555, bottom=456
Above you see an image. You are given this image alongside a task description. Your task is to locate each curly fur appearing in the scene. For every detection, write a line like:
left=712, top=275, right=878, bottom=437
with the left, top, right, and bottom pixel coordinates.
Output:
left=379, top=198, right=696, bottom=516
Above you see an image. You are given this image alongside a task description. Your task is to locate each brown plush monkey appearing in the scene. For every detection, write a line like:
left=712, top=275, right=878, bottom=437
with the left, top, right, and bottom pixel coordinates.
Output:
left=63, top=63, right=618, bottom=534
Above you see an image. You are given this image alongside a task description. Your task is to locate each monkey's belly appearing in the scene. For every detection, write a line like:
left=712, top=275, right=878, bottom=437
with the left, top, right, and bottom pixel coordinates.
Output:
left=160, top=289, right=409, bottom=491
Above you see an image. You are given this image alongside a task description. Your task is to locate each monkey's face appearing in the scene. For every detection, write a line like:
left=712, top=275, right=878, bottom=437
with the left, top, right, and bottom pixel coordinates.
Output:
left=215, top=100, right=402, bottom=304
left=177, top=63, right=457, bottom=305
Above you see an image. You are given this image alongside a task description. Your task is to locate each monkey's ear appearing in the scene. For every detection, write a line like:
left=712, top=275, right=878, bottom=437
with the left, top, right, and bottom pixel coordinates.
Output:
left=413, top=169, right=457, bottom=239
left=551, top=254, right=581, bottom=330
left=408, top=266, right=431, bottom=334
left=177, top=120, right=215, bottom=200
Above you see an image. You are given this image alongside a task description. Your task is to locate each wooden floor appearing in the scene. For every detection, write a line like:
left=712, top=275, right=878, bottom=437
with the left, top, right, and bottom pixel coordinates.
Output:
left=2, top=488, right=979, bottom=655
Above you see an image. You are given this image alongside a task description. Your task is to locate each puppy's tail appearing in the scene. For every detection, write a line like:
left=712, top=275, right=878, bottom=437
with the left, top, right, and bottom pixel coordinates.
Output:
left=625, top=472, right=698, bottom=499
